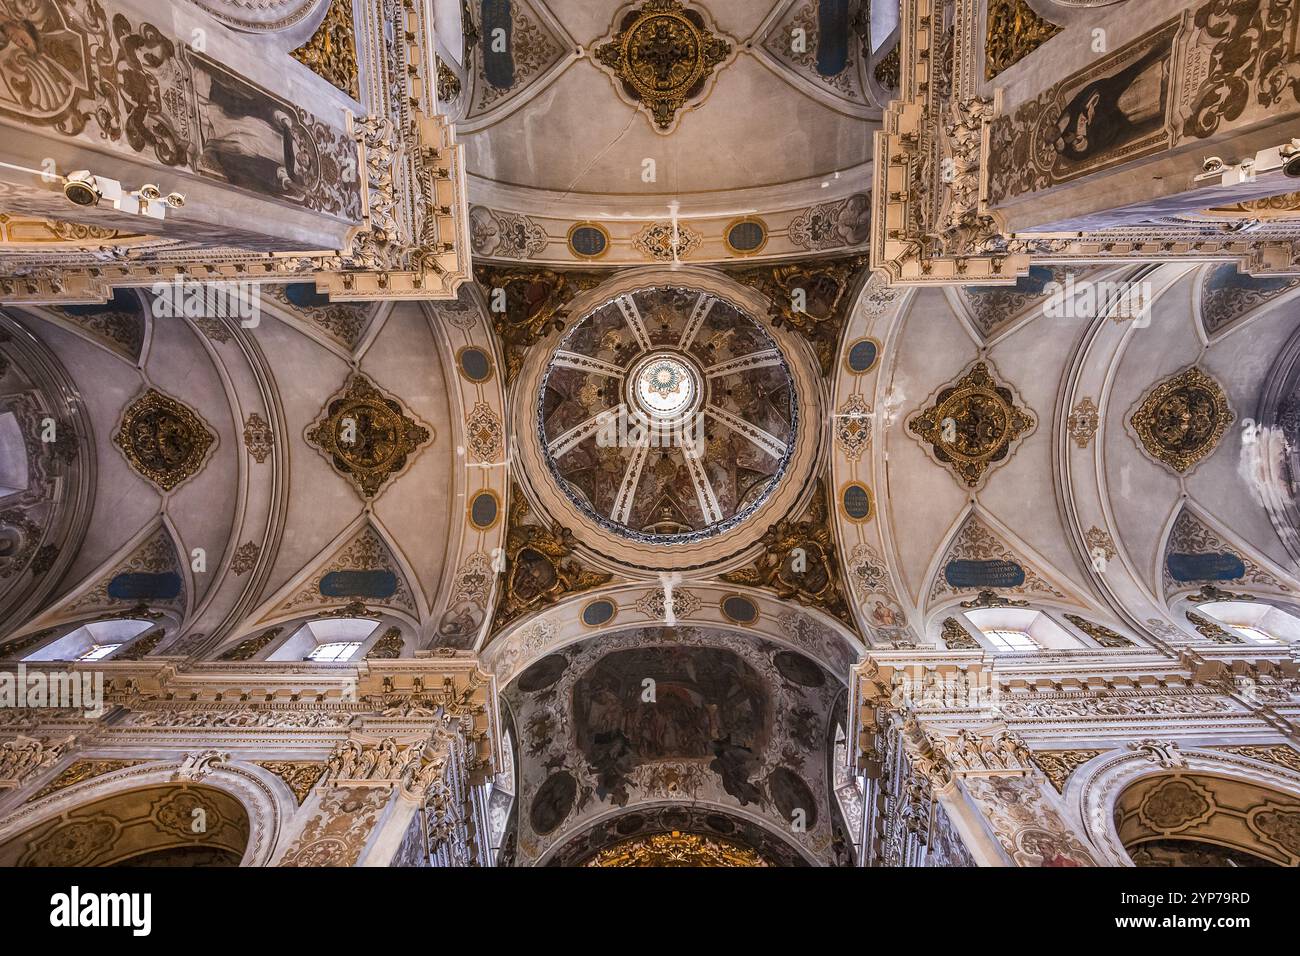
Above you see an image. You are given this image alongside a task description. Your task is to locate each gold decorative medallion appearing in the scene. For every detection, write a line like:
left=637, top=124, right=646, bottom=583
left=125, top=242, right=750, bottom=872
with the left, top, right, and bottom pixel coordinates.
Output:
left=1130, top=367, right=1234, bottom=474
left=492, top=485, right=613, bottom=630
left=593, top=0, right=734, bottom=133
left=306, top=374, right=433, bottom=499
left=113, top=389, right=216, bottom=492
left=907, top=362, right=1035, bottom=489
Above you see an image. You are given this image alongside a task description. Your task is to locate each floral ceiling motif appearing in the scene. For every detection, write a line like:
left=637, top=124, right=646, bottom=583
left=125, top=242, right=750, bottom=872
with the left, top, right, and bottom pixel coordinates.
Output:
left=113, top=389, right=216, bottom=493
left=592, top=0, right=735, bottom=133
left=1129, top=366, right=1233, bottom=475
left=907, top=361, right=1036, bottom=490
left=305, top=374, right=433, bottom=500
left=584, top=830, right=769, bottom=866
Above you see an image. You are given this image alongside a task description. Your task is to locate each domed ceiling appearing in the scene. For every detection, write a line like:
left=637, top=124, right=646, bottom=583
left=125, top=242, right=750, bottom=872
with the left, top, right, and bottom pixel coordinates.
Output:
left=538, top=285, right=796, bottom=543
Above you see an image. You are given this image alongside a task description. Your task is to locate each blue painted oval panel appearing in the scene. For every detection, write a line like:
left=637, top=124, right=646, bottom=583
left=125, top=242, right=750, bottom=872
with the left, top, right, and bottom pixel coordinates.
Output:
left=847, top=338, right=879, bottom=373
left=107, top=572, right=182, bottom=601
left=944, top=559, right=1026, bottom=589
left=1167, top=551, right=1246, bottom=583
left=319, top=570, right=398, bottom=598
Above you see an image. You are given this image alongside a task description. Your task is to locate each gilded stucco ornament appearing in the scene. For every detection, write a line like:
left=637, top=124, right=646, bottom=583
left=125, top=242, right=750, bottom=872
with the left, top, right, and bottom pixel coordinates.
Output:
left=306, top=374, right=433, bottom=499
left=720, top=484, right=855, bottom=628
left=940, top=617, right=981, bottom=650
left=492, top=485, right=613, bottom=631
left=289, top=0, right=360, bottom=99
left=593, top=0, right=734, bottom=133
left=474, top=266, right=602, bottom=384
left=113, top=389, right=216, bottom=492
left=1130, top=367, right=1234, bottom=474
left=907, top=362, right=1036, bottom=489
left=1185, top=611, right=1244, bottom=644
left=1064, top=614, right=1134, bottom=648
left=729, top=257, right=864, bottom=376
left=984, top=0, right=1062, bottom=80
left=1031, top=750, right=1104, bottom=794
left=585, top=831, right=768, bottom=867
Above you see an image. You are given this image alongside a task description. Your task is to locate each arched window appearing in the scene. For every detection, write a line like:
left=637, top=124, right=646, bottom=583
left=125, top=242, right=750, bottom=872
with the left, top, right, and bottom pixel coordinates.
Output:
left=25, top=619, right=154, bottom=662
left=486, top=727, right=516, bottom=854
left=960, top=608, right=1083, bottom=653
left=1195, top=601, right=1297, bottom=644
left=267, top=618, right=379, bottom=662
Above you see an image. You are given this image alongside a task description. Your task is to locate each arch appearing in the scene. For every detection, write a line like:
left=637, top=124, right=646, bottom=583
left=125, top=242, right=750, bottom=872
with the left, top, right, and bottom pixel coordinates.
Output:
left=1114, top=772, right=1299, bottom=866
left=0, top=759, right=293, bottom=867
left=482, top=580, right=862, bottom=690
left=537, top=802, right=818, bottom=868
left=1067, top=747, right=1300, bottom=866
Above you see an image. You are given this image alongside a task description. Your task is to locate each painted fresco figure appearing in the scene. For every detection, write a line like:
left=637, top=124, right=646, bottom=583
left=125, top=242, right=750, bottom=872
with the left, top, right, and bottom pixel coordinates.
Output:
left=193, top=58, right=317, bottom=201
left=1055, top=43, right=1168, bottom=163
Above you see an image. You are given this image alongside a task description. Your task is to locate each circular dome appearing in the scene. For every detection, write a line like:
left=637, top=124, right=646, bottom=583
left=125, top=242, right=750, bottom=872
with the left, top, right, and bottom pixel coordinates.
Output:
left=538, top=286, right=797, bottom=544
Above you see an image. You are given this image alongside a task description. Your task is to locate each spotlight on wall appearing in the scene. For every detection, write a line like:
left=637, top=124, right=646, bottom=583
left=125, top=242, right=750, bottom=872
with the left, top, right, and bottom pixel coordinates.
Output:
left=1196, top=139, right=1300, bottom=186
left=1281, top=142, right=1300, bottom=179
left=58, top=171, right=184, bottom=220
left=62, top=171, right=102, bottom=208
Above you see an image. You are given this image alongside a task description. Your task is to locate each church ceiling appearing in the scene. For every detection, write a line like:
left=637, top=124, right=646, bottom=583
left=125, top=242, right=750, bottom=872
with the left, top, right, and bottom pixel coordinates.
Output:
left=4, top=0, right=1300, bottom=879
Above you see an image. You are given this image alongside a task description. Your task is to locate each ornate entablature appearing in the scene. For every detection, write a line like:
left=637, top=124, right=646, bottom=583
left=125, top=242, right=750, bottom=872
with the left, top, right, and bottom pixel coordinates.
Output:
left=0, top=0, right=471, bottom=304
left=848, top=642, right=1300, bottom=866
